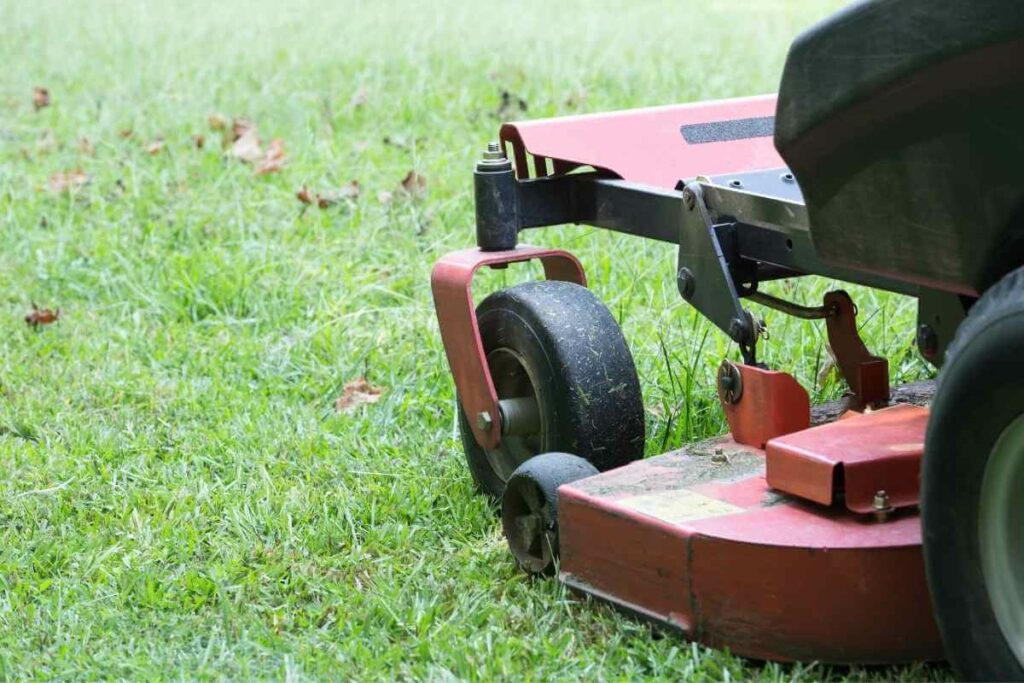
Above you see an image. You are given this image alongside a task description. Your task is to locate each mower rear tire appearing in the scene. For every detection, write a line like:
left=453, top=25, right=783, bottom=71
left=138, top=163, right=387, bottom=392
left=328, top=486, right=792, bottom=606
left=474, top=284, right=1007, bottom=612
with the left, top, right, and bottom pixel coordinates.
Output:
left=923, top=265, right=1024, bottom=681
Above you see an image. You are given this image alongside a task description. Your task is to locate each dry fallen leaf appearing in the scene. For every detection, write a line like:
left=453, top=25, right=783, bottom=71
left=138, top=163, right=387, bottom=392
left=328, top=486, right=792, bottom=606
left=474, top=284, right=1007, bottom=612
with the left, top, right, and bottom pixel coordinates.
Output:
left=399, top=170, right=426, bottom=198
left=192, top=133, right=205, bottom=149
left=145, top=137, right=165, bottom=155
left=231, top=118, right=255, bottom=143
left=229, top=125, right=263, bottom=163
left=383, top=135, right=415, bottom=150
left=255, top=138, right=287, bottom=175
left=36, top=129, right=58, bottom=154
left=339, top=180, right=361, bottom=199
left=77, top=137, right=95, bottom=156
left=208, top=114, right=228, bottom=132
left=318, top=181, right=361, bottom=207
left=377, top=190, right=393, bottom=205
left=565, top=86, right=587, bottom=108
left=118, top=128, right=134, bottom=140
left=335, top=378, right=384, bottom=412
left=32, top=87, right=50, bottom=111
left=349, top=85, right=368, bottom=109
left=301, top=181, right=361, bottom=208
left=495, top=90, right=528, bottom=120
left=24, top=303, right=60, bottom=328
left=48, top=169, right=90, bottom=193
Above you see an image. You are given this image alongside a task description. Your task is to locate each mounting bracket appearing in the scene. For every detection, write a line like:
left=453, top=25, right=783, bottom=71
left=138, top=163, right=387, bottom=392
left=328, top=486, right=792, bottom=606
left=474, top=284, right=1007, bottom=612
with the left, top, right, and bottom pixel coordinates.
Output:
left=677, top=181, right=759, bottom=363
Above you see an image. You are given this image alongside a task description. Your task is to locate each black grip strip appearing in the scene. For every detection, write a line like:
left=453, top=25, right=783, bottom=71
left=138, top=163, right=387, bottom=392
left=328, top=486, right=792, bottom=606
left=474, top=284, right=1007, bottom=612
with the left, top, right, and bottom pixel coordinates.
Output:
left=681, top=115, right=775, bottom=144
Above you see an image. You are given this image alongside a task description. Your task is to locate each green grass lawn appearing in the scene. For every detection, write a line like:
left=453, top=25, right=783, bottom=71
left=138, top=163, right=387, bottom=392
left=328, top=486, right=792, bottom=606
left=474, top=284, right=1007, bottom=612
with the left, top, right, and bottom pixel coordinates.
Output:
left=1, top=0, right=948, bottom=679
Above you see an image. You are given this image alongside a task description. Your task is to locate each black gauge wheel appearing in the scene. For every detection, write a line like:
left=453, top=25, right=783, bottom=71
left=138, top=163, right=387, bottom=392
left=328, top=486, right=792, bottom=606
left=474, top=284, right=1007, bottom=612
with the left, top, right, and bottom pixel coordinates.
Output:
left=457, top=280, right=644, bottom=500
left=501, top=452, right=599, bottom=576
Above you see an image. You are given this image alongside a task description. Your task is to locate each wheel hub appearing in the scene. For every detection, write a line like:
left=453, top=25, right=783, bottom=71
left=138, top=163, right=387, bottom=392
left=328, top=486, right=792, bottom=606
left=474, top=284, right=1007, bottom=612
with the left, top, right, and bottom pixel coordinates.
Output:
left=980, top=414, right=1024, bottom=667
left=483, top=347, right=543, bottom=482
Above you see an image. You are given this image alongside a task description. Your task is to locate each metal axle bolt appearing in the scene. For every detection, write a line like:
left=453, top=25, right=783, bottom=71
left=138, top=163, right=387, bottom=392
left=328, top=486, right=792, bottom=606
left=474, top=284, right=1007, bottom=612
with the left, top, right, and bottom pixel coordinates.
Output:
left=477, top=141, right=511, bottom=171
left=682, top=187, right=696, bottom=210
left=917, top=323, right=938, bottom=360
left=677, top=267, right=695, bottom=299
left=873, top=490, right=893, bottom=522
left=717, top=361, right=743, bottom=404
left=476, top=410, right=493, bottom=432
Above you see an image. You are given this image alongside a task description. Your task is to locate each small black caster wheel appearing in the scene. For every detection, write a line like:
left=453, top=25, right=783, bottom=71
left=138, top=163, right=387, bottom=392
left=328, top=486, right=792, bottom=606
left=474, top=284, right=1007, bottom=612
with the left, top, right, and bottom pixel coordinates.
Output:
left=457, top=280, right=644, bottom=500
left=501, top=452, right=598, bottom=576
left=923, top=265, right=1024, bottom=681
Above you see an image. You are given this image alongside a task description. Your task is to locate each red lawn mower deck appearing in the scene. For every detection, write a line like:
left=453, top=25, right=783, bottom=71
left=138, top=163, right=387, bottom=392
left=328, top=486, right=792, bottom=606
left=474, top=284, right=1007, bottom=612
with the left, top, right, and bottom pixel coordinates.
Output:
left=558, top=387, right=941, bottom=664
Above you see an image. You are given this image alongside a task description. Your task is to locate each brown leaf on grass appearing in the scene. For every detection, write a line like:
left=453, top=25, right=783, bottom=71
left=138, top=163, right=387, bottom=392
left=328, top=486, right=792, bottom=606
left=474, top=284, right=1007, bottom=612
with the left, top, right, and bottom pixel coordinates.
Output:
left=77, top=137, right=95, bottom=156
left=229, top=125, right=263, bottom=163
left=335, top=377, right=384, bottom=412
left=24, top=303, right=60, bottom=328
left=317, top=181, right=361, bottom=207
left=383, top=134, right=416, bottom=150
left=255, top=138, right=287, bottom=175
left=399, top=170, right=426, bottom=198
left=299, top=181, right=361, bottom=208
left=349, top=85, right=368, bottom=109
left=36, top=129, right=58, bottom=153
left=377, top=190, right=393, bottom=205
left=339, top=180, right=361, bottom=199
left=192, top=133, right=205, bottom=149
left=231, top=118, right=256, bottom=143
left=207, top=114, right=228, bottom=131
left=145, top=137, right=165, bottom=155
left=118, top=128, right=134, bottom=139
left=495, top=90, right=528, bottom=120
left=564, top=87, right=587, bottom=108
left=32, top=87, right=50, bottom=111
left=48, top=169, right=90, bottom=193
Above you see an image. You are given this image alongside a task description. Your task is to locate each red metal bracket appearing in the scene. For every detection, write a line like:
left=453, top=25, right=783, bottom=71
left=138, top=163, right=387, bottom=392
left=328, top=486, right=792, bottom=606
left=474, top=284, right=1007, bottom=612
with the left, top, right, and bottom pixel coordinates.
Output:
left=718, top=362, right=810, bottom=449
left=824, top=291, right=890, bottom=408
left=431, top=246, right=587, bottom=450
left=766, top=403, right=928, bottom=513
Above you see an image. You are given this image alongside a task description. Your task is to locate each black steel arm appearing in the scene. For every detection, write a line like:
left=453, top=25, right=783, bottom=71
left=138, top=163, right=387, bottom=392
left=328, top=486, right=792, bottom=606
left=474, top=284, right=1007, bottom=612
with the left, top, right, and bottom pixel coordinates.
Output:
left=472, top=162, right=917, bottom=363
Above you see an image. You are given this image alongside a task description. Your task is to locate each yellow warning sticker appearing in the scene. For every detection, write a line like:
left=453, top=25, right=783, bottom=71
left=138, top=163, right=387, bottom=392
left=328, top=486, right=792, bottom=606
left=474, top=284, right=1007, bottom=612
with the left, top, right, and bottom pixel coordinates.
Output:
left=616, top=489, right=744, bottom=526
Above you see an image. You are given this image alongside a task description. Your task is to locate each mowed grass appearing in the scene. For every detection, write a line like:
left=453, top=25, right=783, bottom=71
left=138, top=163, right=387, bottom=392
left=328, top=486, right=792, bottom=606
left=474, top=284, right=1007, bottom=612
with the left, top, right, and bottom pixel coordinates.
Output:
left=0, top=0, right=947, bottom=679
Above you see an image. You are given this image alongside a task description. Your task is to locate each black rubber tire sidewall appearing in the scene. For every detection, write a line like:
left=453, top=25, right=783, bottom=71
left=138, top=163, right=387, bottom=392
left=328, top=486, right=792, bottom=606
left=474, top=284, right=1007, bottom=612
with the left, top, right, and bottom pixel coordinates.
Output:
left=459, top=281, right=644, bottom=499
left=924, top=266, right=1024, bottom=681
left=501, top=452, right=599, bottom=575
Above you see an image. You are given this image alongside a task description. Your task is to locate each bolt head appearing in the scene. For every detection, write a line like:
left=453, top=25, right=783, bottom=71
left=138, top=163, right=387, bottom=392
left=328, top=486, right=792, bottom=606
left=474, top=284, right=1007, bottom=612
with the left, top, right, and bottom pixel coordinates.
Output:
left=682, top=188, right=696, bottom=210
left=728, top=317, right=748, bottom=342
left=477, top=141, right=512, bottom=172
left=677, top=267, right=695, bottom=299
left=917, top=324, right=938, bottom=359
left=476, top=411, right=493, bottom=432
left=717, top=361, right=743, bottom=404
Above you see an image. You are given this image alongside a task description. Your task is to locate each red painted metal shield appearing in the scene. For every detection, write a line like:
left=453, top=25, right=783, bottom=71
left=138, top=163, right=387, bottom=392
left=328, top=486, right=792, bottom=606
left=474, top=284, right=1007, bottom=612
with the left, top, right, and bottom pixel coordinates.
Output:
left=430, top=246, right=586, bottom=450
left=557, top=436, right=942, bottom=664
left=500, top=94, right=782, bottom=189
left=766, top=403, right=928, bottom=513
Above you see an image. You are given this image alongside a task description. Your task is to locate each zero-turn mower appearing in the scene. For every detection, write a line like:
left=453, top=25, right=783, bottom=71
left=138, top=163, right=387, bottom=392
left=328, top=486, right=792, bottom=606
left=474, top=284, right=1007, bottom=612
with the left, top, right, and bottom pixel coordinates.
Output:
left=431, top=2, right=1024, bottom=678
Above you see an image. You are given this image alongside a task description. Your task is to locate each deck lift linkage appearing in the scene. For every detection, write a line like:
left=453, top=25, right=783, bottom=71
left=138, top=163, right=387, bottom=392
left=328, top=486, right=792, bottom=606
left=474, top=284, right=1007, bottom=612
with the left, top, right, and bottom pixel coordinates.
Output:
left=431, top=3, right=1024, bottom=678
